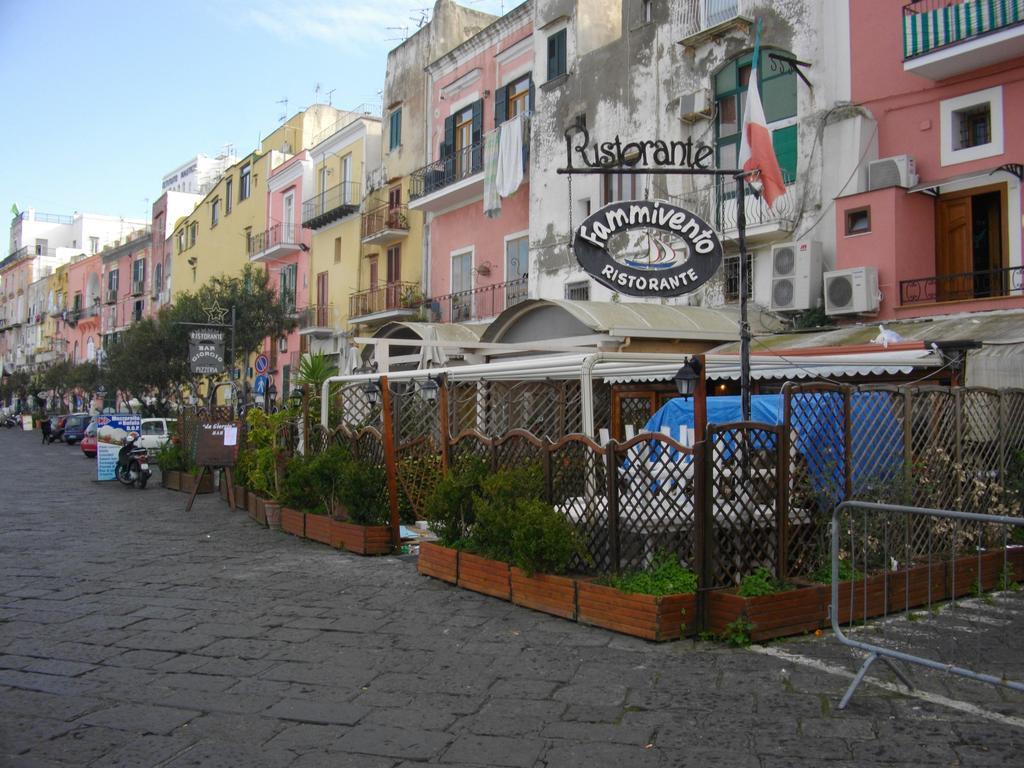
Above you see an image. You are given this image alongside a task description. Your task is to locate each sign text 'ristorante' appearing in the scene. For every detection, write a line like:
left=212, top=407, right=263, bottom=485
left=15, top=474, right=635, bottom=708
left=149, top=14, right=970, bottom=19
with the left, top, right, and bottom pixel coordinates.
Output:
left=573, top=200, right=723, bottom=297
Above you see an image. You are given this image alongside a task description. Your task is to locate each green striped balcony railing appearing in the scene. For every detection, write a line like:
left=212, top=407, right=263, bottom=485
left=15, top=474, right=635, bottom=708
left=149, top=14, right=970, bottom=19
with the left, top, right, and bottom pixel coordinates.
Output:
left=903, top=0, right=1024, bottom=59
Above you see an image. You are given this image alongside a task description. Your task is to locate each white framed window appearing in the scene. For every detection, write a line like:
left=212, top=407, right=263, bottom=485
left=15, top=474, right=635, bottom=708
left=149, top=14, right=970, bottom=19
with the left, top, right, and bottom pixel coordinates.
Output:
left=940, top=86, right=1003, bottom=167
left=283, top=191, right=295, bottom=242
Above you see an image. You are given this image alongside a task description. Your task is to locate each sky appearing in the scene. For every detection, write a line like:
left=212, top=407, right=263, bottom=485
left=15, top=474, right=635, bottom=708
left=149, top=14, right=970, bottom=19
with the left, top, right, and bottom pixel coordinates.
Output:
left=0, top=0, right=510, bottom=248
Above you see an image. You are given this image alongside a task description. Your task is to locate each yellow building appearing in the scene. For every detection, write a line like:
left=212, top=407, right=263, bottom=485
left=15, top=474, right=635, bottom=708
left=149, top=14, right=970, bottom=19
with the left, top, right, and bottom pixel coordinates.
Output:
left=39, top=263, right=69, bottom=366
left=303, top=115, right=382, bottom=361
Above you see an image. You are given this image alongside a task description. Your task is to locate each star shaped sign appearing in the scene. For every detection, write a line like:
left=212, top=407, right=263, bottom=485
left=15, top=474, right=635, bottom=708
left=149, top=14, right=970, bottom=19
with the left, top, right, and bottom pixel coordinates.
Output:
left=204, top=303, right=229, bottom=325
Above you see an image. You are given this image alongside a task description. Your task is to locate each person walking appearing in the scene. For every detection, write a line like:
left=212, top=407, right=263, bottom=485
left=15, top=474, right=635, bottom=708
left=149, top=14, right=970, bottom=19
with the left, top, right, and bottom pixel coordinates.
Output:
left=40, top=412, right=51, bottom=444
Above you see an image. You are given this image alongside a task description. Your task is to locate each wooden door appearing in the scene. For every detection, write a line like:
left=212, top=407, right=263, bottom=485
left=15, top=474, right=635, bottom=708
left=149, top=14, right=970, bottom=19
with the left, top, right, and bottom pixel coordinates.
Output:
left=936, top=196, right=971, bottom=302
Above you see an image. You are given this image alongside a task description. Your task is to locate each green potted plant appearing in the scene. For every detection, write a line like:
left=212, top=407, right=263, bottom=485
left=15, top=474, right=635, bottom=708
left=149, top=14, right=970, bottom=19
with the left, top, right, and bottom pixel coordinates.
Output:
left=418, top=454, right=489, bottom=583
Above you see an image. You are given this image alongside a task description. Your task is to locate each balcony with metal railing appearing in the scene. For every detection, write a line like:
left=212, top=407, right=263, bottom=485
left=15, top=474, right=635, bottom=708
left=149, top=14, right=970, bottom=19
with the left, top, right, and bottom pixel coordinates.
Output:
left=296, top=304, right=337, bottom=337
left=301, top=182, right=362, bottom=230
left=348, top=281, right=423, bottom=326
left=248, top=222, right=306, bottom=261
left=900, top=264, right=1024, bottom=306
left=677, top=0, right=752, bottom=47
left=669, top=173, right=799, bottom=246
left=903, top=0, right=1024, bottom=79
left=426, top=275, right=528, bottom=324
left=360, top=204, right=410, bottom=246
left=408, top=141, right=485, bottom=213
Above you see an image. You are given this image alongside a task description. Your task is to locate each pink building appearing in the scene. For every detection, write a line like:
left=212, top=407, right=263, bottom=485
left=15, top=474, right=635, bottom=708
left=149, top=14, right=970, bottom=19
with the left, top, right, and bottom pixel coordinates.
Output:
left=61, top=252, right=103, bottom=366
left=248, top=150, right=314, bottom=403
left=834, top=0, right=1024, bottom=321
left=409, top=2, right=533, bottom=323
left=152, top=190, right=202, bottom=315
left=98, top=230, right=153, bottom=348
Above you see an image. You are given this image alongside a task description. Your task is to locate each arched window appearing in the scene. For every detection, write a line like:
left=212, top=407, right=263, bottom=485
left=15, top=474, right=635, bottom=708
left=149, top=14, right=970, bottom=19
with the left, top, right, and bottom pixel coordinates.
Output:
left=86, top=337, right=95, bottom=362
left=73, top=341, right=79, bottom=364
left=713, top=47, right=798, bottom=183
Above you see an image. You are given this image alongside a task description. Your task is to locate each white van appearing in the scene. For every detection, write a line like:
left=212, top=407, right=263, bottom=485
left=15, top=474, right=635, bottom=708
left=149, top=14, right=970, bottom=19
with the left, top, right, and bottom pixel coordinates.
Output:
left=138, top=418, right=177, bottom=451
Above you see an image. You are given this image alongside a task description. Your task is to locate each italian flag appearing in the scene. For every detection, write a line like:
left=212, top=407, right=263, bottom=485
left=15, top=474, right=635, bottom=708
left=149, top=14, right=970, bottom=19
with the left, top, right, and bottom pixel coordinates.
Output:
left=738, top=22, right=786, bottom=209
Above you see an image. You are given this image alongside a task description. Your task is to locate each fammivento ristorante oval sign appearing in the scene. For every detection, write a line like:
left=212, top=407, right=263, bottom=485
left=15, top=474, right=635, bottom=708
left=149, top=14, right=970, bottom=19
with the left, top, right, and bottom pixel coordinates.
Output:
left=573, top=200, right=723, bottom=297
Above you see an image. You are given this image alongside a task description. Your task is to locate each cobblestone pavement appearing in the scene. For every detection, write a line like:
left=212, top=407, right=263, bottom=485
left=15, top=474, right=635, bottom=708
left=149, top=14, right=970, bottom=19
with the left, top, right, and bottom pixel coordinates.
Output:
left=1, top=429, right=1022, bottom=767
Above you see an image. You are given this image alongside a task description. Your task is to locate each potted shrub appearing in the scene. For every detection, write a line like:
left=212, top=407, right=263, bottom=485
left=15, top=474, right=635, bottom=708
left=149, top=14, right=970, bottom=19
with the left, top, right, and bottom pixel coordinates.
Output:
left=418, top=455, right=489, bottom=582
left=156, top=439, right=188, bottom=491
left=708, top=567, right=824, bottom=644
left=332, top=458, right=392, bottom=554
left=577, top=553, right=698, bottom=641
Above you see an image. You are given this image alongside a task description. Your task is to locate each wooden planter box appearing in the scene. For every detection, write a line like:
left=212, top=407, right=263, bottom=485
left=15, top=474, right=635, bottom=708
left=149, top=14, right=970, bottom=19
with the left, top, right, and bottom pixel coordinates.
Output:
left=511, top=568, right=578, bottom=620
left=246, top=489, right=258, bottom=519
left=886, top=561, right=948, bottom=614
left=578, top=581, right=695, bottom=641
left=264, top=502, right=282, bottom=530
left=417, top=542, right=458, bottom=584
left=330, top=520, right=392, bottom=555
left=829, top=573, right=889, bottom=626
left=1008, top=546, right=1024, bottom=581
left=234, top=485, right=246, bottom=510
left=252, top=496, right=267, bottom=527
left=948, top=550, right=1006, bottom=598
left=457, top=551, right=511, bottom=600
left=305, top=514, right=333, bottom=546
left=181, top=473, right=214, bottom=495
left=709, top=585, right=824, bottom=642
left=163, top=469, right=181, bottom=491
left=281, top=507, right=305, bottom=538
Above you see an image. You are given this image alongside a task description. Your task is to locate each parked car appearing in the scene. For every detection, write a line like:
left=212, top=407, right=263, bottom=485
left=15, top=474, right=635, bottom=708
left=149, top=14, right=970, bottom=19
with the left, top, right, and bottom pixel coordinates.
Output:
left=138, top=418, right=177, bottom=452
left=80, top=421, right=97, bottom=458
left=62, top=413, right=92, bottom=445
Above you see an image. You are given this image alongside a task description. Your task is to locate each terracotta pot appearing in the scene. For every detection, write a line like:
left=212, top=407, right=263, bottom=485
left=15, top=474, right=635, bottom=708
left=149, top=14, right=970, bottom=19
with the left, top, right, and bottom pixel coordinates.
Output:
left=264, top=501, right=282, bottom=530
left=418, top=542, right=458, bottom=584
left=457, top=551, right=511, bottom=600
left=708, top=585, right=824, bottom=642
left=331, top=520, right=392, bottom=555
left=511, top=568, right=578, bottom=620
left=281, top=507, right=305, bottom=537
left=163, top=469, right=181, bottom=491
left=305, top=514, right=333, bottom=545
left=578, top=581, right=695, bottom=641
left=234, top=484, right=246, bottom=510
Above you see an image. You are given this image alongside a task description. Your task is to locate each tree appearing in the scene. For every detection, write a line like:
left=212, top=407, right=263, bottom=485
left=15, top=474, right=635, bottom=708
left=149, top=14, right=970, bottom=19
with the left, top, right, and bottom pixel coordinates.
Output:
left=102, top=310, right=192, bottom=415
left=41, top=360, right=74, bottom=411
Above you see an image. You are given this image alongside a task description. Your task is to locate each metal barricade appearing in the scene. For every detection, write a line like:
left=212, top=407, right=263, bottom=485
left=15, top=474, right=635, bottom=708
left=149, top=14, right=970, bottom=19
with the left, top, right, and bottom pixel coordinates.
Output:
left=831, top=500, right=1024, bottom=709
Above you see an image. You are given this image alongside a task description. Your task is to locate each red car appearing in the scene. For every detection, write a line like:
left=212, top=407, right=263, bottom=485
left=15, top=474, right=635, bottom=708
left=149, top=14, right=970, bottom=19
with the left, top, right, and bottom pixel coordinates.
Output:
left=80, top=421, right=97, bottom=458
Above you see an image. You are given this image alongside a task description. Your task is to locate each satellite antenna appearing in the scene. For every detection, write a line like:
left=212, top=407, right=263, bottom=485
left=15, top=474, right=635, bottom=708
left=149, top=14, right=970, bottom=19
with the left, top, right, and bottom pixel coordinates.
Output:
left=314, top=82, right=321, bottom=103
left=326, top=88, right=336, bottom=106
left=411, top=9, right=430, bottom=28
left=275, top=97, right=288, bottom=122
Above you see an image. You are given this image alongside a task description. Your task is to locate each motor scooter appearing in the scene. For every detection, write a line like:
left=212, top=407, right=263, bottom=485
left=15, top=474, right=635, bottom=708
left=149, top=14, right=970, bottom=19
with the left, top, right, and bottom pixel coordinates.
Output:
left=2, top=415, right=17, bottom=429
left=116, top=433, right=152, bottom=489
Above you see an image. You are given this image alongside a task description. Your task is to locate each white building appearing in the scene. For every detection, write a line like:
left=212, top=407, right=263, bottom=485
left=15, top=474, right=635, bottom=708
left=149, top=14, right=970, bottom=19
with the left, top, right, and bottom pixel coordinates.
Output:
left=161, top=153, right=238, bottom=196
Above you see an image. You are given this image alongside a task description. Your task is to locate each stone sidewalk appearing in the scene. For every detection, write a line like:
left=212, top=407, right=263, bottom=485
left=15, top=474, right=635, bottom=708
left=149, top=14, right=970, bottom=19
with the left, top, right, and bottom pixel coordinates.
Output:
left=1, top=429, right=1022, bottom=766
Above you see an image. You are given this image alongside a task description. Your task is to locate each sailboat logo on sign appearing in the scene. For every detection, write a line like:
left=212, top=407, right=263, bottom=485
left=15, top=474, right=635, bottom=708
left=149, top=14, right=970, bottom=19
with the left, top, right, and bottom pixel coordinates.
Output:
left=573, top=200, right=723, bottom=297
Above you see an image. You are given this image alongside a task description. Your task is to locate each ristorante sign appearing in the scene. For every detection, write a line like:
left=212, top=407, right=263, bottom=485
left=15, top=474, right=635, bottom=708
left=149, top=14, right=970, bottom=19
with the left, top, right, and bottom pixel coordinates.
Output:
left=573, top=200, right=723, bottom=297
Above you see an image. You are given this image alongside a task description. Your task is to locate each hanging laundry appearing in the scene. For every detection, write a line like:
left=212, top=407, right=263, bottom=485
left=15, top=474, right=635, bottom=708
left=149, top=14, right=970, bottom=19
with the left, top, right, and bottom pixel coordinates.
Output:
left=496, top=113, right=525, bottom=198
left=483, top=130, right=501, bottom=218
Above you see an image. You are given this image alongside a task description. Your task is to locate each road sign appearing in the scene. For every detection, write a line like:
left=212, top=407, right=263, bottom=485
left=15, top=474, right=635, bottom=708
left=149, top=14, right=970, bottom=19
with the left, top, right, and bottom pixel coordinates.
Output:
left=254, top=375, right=267, bottom=395
left=254, top=354, right=269, bottom=374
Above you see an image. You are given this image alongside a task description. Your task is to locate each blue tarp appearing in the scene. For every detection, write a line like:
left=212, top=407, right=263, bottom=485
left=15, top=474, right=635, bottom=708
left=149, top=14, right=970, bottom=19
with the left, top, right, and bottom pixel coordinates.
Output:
left=640, top=393, right=904, bottom=504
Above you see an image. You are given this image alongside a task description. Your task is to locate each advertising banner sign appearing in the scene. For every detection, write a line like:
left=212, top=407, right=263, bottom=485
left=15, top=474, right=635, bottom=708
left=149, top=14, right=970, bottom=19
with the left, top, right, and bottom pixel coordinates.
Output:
left=95, top=413, right=143, bottom=481
left=189, top=328, right=225, bottom=375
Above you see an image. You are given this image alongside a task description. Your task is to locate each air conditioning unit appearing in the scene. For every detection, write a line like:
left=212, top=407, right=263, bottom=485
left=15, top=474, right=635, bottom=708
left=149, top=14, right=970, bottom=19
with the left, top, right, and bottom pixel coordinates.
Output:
left=824, top=266, right=879, bottom=316
left=867, top=155, right=918, bottom=191
left=680, top=88, right=711, bottom=123
left=769, top=241, right=823, bottom=313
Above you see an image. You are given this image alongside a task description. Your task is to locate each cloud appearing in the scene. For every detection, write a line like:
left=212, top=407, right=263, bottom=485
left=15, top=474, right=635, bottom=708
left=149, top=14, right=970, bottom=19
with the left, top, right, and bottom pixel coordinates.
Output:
left=236, top=0, right=440, bottom=46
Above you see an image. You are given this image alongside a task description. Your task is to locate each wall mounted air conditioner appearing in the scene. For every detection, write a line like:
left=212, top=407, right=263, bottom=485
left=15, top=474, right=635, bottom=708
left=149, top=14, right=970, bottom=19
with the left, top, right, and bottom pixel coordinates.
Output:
left=824, top=266, right=879, bottom=316
left=769, top=240, right=823, bottom=313
left=680, top=88, right=712, bottom=123
left=867, top=155, right=918, bottom=191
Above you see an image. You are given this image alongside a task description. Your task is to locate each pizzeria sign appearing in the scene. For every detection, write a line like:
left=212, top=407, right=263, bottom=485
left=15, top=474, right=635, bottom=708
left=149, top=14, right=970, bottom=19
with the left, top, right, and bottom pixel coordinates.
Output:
left=573, top=200, right=723, bottom=297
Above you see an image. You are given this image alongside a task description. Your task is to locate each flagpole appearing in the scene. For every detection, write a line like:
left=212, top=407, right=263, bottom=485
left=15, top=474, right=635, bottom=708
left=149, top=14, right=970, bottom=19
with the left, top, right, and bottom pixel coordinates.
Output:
left=736, top=173, right=751, bottom=422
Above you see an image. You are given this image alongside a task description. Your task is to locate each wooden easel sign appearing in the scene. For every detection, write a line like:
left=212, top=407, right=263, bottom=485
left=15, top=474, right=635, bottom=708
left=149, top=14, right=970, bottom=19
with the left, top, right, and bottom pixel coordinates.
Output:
left=187, top=421, right=242, bottom=511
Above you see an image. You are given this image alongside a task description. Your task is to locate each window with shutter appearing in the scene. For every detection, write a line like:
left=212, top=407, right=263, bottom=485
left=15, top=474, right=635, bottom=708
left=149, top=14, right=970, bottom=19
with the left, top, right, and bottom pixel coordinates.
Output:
left=547, top=29, right=567, bottom=80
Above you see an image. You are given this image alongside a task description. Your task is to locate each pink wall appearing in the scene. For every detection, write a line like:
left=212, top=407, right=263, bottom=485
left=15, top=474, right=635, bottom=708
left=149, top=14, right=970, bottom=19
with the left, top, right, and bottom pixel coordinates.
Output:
left=62, top=254, right=102, bottom=364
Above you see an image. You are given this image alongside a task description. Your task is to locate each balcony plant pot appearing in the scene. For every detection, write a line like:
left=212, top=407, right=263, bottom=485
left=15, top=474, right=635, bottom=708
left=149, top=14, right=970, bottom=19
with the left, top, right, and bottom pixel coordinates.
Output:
left=234, top=484, right=247, bottom=510
left=511, top=568, right=578, bottom=621
left=264, top=501, right=282, bottom=531
left=418, top=542, right=458, bottom=584
left=331, top=520, right=392, bottom=555
left=162, top=469, right=181, bottom=491
left=457, top=551, right=511, bottom=600
left=708, top=585, right=824, bottom=643
left=281, top=507, right=305, bottom=538
left=305, top=513, right=333, bottom=546
left=886, top=561, right=948, bottom=614
left=577, top=581, right=695, bottom=641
